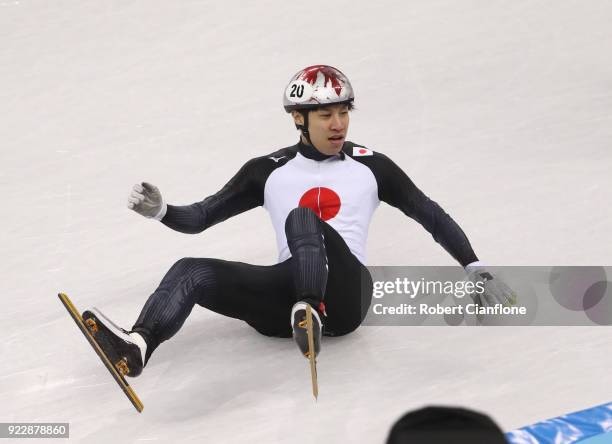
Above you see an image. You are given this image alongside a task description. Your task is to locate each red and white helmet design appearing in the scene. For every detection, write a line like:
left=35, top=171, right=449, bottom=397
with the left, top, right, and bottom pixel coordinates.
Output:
left=283, top=65, right=354, bottom=112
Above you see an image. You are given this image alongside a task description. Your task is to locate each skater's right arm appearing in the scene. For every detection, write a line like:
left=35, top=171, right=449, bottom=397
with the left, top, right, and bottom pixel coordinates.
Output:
left=128, top=157, right=272, bottom=234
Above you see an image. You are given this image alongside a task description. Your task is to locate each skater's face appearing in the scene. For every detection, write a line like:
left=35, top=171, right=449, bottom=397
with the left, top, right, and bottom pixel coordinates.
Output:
left=292, top=104, right=350, bottom=155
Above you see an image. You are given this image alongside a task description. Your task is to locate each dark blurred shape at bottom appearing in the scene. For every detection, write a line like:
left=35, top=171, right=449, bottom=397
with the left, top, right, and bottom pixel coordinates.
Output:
left=386, top=406, right=507, bottom=444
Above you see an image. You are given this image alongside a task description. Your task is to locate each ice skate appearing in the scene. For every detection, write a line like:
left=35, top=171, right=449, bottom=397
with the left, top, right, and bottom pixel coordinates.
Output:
left=291, top=301, right=322, bottom=399
left=291, top=301, right=322, bottom=358
left=58, top=293, right=144, bottom=412
left=82, top=308, right=144, bottom=378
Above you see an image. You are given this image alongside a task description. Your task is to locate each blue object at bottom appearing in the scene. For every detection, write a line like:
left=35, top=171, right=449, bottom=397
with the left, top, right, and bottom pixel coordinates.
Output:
left=506, top=403, right=612, bottom=444
left=579, top=432, right=612, bottom=443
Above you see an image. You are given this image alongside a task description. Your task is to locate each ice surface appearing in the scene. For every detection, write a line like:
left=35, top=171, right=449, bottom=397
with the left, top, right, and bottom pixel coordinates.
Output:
left=1, top=1, right=611, bottom=442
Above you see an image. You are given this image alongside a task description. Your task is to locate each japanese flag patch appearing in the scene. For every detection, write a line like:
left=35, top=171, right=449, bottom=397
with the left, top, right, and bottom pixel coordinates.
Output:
left=353, top=146, right=373, bottom=156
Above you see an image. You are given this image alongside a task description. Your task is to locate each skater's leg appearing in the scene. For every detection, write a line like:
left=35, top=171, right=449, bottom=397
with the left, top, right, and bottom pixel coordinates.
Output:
left=283, top=206, right=373, bottom=336
left=284, top=207, right=328, bottom=311
left=131, top=257, right=294, bottom=364
left=320, top=221, right=373, bottom=336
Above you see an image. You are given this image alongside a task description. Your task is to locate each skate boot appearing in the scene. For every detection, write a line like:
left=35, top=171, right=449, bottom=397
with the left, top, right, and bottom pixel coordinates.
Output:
left=82, top=308, right=144, bottom=378
left=291, top=301, right=323, bottom=359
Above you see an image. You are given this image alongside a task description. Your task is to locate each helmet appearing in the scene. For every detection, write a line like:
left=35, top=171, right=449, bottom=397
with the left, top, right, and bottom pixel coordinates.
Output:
left=283, top=65, right=354, bottom=113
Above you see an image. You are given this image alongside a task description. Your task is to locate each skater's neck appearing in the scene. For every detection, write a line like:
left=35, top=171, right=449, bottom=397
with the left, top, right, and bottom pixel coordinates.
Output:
left=298, top=139, right=344, bottom=161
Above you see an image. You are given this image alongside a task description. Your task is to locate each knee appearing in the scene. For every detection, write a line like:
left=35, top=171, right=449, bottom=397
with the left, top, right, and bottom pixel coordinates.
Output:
left=163, top=257, right=218, bottom=298
left=285, top=207, right=320, bottom=238
left=170, top=257, right=198, bottom=274
left=166, top=257, right=214, bottom=283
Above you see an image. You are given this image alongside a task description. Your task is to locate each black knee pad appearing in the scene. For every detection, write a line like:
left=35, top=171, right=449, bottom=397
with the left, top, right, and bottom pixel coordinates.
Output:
left=285, top=207, right=320, bottom=237
left=284, top=207, right=328, bottom=301
left=285, top=207, right=325, bottom=254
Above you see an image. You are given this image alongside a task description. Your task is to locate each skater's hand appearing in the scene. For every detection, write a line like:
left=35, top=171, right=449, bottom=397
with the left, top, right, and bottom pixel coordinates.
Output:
left=127, top=182, right=167, bottom=220
left=465, top=263, right=517, bottom=308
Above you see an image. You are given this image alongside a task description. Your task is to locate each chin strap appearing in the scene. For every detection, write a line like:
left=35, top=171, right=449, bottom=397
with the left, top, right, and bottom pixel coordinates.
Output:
left=295, top=110, right=314, bottom=147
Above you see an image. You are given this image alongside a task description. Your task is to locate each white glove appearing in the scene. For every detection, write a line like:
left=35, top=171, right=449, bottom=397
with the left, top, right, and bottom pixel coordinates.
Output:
left=127, top=182, right=167, bottom=220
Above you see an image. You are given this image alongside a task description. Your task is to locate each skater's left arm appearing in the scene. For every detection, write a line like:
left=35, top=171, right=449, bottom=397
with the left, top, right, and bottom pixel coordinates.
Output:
left=366, top=151, right=516, bottom=306
left=371, top=153, right=479, bottom=267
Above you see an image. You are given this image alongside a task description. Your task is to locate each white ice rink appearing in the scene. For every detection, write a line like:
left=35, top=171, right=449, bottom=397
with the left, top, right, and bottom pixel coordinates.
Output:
left=1, top=1, right=611, bottom=442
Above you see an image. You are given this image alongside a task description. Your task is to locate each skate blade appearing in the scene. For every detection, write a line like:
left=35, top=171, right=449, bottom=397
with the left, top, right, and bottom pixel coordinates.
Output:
left=306, top=304, right=318, bottom=400
left=58, top=293, right=144, bottom=412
